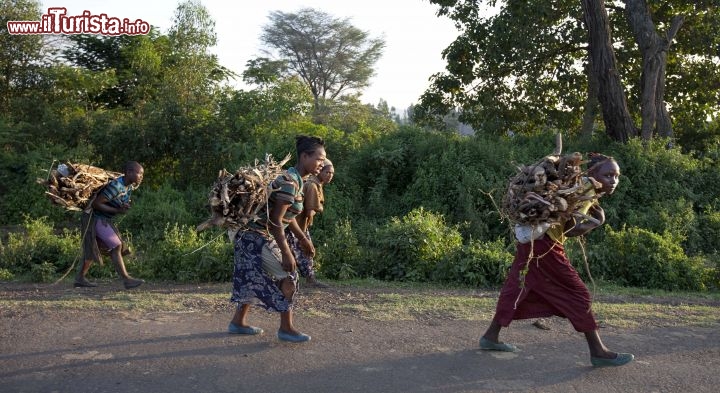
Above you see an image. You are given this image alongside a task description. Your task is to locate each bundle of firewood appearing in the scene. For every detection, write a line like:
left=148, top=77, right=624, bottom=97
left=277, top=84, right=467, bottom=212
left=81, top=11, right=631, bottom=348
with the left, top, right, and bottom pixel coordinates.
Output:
left=37, top=162, right=121, bottom=211
left=196, top=153, right=292, bottom=232
left=502, top=134, right=602, bottom=227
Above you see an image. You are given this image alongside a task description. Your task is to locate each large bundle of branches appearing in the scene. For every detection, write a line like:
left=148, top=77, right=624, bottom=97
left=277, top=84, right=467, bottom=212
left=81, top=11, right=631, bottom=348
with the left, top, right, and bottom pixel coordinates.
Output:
left=37, top=162, right=121, bottom=211
left=196, top=153, right=292, bottom=232
left=502, top=134, right=601, bottom=227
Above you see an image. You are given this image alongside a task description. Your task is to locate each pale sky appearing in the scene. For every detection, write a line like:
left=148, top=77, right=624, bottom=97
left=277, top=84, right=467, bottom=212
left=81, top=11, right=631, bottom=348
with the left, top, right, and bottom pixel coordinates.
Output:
left=39, top=0, right=461, bottom=111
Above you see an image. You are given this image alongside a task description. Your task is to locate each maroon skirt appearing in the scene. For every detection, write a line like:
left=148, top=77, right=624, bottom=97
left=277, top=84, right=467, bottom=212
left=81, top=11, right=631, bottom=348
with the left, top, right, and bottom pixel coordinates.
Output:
left=493, top=236, right=598, bottom=332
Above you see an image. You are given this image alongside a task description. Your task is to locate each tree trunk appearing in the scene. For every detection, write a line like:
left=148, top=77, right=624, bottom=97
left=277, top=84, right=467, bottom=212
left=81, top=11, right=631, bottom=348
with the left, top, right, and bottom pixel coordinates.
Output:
left=624, top=0, right=683, bottom=141
left=581, top=57, right=600, bottom=137
left=581, top=0, right=638, bottom=143
left=655, top=55, right=673, bottom=138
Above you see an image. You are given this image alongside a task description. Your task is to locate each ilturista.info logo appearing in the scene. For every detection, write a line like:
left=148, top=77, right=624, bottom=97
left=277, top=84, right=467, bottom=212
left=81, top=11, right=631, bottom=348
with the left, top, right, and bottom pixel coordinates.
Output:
left=7, top=7, right=151, bottom=36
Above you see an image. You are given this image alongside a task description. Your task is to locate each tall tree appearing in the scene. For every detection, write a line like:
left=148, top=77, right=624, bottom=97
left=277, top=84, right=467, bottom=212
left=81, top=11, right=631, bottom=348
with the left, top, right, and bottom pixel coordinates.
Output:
left=581, top=0, right=638, bottom=142
left=257, top=8, right=385, bottom=114
left=416, top=1, right=592, bottom=135
left=624, top=0, right=683, bottom=140
left=419, top=0, right=719, bottom=145
left=63, top=31, right=165, bottom=109
left=0, top=0, right=46, bottom=118
left=166, top=0, right=234, bottom=109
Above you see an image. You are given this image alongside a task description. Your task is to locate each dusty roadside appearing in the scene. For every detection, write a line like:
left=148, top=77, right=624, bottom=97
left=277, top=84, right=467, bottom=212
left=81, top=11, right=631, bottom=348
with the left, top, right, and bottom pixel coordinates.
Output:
left=1, top=281, right=719, bottom=393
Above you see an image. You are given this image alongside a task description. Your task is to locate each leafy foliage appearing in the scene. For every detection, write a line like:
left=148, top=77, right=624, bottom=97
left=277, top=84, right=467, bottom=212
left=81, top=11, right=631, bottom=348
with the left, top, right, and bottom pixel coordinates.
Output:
left=137, top=223, right=232, bottom=282
left=588, top=226, right=709, bottom=291
left=312, top=218, right=364, bottom=280
left=368, top=208, right=463, bottom=282
left=436, top=238, right=513, bottom=287
left=418, top=0, right=720, bottom=147
left=0, top=217, right=80, bottom=281
left=0, top=0, right=47, bottom=116
left=0, top=1, right=718, bottom=292
left=258, top=8, right=385, bottom=113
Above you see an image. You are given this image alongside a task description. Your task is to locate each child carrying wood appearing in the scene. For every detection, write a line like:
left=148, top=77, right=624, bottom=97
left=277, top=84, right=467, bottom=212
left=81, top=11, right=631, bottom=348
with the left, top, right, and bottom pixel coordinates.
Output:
left=481, top=147, right=633, bottom=367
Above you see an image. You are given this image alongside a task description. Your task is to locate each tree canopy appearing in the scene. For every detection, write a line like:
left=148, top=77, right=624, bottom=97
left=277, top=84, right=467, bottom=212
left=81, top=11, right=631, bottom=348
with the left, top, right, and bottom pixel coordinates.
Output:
left=416, top=0, right=720, bottom=147
left=257, top=8, right=385, bottom=115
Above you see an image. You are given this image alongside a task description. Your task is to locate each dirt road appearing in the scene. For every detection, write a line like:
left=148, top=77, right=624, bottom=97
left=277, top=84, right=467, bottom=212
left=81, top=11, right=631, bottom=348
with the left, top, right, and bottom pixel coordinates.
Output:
left=1, top=282, right=719, bottom=393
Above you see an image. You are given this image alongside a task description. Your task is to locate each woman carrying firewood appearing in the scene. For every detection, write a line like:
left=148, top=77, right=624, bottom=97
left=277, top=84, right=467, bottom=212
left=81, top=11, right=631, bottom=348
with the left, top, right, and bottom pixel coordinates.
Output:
left=228, top=135, right=326, bottom=343
left=286, top=158, right=335, bottom=288
left=74, top=161, right=145, bottom=289
left=480, top=153, right=634, bottom=367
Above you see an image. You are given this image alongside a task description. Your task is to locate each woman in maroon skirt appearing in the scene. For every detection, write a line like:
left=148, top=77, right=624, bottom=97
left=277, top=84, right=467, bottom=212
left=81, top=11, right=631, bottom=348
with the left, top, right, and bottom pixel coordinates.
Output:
left=480, top=154, right=634, bottom=367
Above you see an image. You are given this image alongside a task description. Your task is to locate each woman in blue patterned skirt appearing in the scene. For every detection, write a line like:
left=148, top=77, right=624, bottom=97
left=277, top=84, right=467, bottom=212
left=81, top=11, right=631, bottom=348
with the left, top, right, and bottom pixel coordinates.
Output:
left=228, top=135, right=326, bottom=343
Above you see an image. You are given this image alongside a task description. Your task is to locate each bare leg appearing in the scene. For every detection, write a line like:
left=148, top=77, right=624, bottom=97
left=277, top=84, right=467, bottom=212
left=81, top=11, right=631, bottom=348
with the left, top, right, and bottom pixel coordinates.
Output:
left=76, top=259, right=92, bottom=279
left=280, top=311, right=297, bottom=334
left=110, top=246, right=129, bottom=278
left=482, top=320, right=503, bottom=343
left=110, top=246, right=144, bottom=289
left=74, top=259, right=97, bottom=287
left=278, top=277, right=299, bottom=334
left=480, top=319, right=517, bottom=351
left=231, top=304, right=252, bottom=326
left=585, top=330, right=616, bottom=358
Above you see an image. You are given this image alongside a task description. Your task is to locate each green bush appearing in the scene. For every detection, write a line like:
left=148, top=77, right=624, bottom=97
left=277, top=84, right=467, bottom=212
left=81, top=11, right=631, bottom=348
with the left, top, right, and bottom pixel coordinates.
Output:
left=3, top=123, right=719, bottom=291
left=313, top=218, right=364, bottom=280
left=0, top=121, right=95, bottom=226
left=589, top=226, right=708, bottom=291
left=370, top=208, right=463, bottom=282
left=30, top=262, right=57, bottom=283
left=138, top=223, right=232, bottom=282
left=696, top=208, right=720, bottom=255
left=0, top=217, right=80, bottom=280
left=121, top=182, right=200, bottom=242
left=436, top=238, right=513, bottom=287
left=707, top=253, right=720, bottom=290
left=0, top=268, right=15, bottom=281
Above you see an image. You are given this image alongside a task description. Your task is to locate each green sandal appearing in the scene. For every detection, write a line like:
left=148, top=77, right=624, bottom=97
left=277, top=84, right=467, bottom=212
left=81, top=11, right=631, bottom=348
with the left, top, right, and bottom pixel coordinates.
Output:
left=591, top=353, right=634, bottom=367
left=480, top=337, right=517, bottom=352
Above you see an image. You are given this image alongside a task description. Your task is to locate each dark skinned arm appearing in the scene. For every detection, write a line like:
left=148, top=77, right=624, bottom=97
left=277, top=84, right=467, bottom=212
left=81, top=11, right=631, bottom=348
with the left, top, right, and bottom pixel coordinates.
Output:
left=267, top=201, right=298, bottom=272
left=565, top=204, right=605, bottom=238
left=91, top=193, right=129, bottom=215
left=288, top=217, right=315, bottom=258
left=298, top=210, right=316, bottom=233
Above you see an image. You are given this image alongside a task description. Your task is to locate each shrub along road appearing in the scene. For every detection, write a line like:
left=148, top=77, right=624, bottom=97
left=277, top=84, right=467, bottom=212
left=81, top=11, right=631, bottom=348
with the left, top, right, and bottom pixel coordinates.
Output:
left=1, top=281, right=719, bottom=393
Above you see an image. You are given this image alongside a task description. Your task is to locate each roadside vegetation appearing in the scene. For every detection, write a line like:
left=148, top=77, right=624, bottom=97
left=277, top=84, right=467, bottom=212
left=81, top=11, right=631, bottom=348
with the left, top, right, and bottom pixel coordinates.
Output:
left=2, top=1, right=719, bottom=295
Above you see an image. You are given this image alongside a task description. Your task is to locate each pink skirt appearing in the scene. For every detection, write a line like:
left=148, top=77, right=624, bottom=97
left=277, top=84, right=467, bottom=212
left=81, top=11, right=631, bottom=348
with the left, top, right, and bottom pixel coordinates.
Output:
left=95, top=218, right=122, bottom=250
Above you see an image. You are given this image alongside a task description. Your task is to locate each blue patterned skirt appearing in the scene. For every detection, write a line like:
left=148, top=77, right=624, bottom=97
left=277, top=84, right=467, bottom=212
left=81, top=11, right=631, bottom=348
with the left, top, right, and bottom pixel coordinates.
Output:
left=230, top=231, right=297, bottom=312
left=286, top=228, right=316, bottom=278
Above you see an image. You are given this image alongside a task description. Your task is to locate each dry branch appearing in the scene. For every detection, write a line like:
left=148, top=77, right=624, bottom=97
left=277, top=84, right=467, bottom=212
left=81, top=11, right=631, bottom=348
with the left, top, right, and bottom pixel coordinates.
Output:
left=501, top=134, right=601, bottom=227
left=37, top=162, right=121, bottom=211
left=196, top=153, right=292, bottom=232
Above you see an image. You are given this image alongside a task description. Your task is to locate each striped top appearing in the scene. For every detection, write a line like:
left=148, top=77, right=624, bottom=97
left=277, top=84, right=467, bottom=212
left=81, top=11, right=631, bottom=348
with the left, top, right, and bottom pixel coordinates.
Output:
left=248, top=166, right=304, bottom=236
left=94, top=176, right=132, bottom=220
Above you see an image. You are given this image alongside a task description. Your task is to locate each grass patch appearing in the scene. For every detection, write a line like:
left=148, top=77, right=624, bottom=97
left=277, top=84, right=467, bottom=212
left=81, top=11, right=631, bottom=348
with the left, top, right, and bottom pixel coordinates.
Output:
left=592, top=281, right=720, bottom=302
left=328, top=277, right=482, bottom=291
left=0, top=287, right=230, bottom=313
left=594, top=302, right=719, bottom=329
left=351, top=293, right=497, bottom=321
left=1, top=281, right=719, bottom=328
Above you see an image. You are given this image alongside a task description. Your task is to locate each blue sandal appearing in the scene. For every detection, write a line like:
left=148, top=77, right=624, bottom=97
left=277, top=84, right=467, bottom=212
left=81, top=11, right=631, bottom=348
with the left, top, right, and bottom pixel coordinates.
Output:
left=228, top=322, right=263, bottom=335
left=277, top=330, right=311, bottom=343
